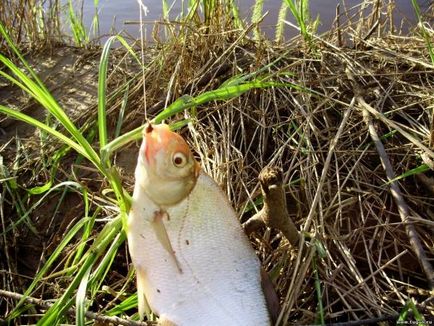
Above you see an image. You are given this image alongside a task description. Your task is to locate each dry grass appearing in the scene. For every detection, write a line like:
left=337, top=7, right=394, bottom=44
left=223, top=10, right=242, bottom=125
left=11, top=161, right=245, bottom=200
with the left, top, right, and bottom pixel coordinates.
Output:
left=185, top=32, right=434, bottom=324
left=1, top=1, right=434, bottom=325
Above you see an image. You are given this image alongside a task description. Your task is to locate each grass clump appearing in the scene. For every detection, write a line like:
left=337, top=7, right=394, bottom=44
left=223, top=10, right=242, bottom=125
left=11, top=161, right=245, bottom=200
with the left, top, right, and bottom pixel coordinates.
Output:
left=411, top=0, right=434, bottom=65
left=67, top=0, right=89, bottom=47
left=1, top=0, right=434, bottom=325
left=284, top=0, right=319, bottom=46
left=0, top=0, right=62, bottom=49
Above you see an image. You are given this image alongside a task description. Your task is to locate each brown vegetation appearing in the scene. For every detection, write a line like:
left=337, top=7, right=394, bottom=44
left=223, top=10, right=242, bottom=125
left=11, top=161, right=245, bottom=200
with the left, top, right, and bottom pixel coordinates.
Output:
left=1, top=1, right=433, bottom=324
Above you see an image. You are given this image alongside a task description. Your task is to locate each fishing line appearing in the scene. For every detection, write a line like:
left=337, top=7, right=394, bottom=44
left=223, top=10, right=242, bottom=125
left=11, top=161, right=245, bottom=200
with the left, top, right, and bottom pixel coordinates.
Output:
left=137, top=0, right=148, bottom=118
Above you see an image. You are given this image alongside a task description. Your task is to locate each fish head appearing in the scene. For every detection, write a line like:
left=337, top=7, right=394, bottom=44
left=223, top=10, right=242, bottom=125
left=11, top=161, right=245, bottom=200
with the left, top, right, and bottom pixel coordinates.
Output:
left=136, top=123, right=201, bottom=206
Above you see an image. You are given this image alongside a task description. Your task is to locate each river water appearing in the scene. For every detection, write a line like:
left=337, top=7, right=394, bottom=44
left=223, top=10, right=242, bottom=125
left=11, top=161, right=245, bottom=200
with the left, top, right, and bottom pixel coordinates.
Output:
left=73, top=0, right=430, bottom=40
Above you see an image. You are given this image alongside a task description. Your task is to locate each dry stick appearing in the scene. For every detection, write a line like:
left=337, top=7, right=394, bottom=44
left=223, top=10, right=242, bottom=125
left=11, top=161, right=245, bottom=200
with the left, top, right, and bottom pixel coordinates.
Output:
left=0, top=289, right=153, bottom=326
left=356, top=95, right=434, bottom=291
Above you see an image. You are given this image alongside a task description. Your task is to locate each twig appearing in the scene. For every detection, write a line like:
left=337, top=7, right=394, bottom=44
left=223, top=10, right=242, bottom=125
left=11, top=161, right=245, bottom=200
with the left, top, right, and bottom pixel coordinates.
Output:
left=0, top=289, right=154, bottom=326
left=347, top=70, right=434, bottom=290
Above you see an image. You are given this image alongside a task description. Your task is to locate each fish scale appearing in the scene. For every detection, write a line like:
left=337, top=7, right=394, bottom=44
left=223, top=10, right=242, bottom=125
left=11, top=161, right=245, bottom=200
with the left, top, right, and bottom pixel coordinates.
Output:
left=128, top=171, right=270, bottom=325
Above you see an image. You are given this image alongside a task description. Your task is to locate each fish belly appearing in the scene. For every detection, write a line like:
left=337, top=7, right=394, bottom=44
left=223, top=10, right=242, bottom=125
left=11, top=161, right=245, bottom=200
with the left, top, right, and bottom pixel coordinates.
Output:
left=127, top=172, right=270, bottom=326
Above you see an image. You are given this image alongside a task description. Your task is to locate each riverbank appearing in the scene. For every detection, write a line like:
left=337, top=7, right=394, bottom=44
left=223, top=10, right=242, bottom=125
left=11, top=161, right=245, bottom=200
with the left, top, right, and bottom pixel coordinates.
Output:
left=1, top=1, right=434, bottom=325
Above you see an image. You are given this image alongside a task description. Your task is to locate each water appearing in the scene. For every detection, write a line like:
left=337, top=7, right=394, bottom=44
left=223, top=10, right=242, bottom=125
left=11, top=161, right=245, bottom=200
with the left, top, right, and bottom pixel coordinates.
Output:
left=73, top=0, right=430, bottom=41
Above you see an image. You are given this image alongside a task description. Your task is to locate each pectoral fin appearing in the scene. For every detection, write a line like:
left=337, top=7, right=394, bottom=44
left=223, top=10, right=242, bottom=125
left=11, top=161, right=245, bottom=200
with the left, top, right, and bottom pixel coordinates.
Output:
left=136, top=266, right=151, bottom=320
left=152, top=210, right=183, bottom=273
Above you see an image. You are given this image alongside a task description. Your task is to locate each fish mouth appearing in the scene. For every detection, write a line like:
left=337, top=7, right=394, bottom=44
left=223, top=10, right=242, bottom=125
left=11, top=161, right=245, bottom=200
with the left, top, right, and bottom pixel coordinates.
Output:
left=144, top=121, right=154, bottom=134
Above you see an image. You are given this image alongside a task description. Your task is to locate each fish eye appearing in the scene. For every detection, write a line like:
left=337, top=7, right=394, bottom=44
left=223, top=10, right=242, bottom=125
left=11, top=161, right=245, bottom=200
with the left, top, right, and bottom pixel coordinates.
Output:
left=172, top=152, right=188, bottom=168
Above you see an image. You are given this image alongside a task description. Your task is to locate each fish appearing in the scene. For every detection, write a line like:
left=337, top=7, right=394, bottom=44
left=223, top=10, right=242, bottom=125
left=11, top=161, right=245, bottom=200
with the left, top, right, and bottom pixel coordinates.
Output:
left=127, top=123, right=271, bottom=325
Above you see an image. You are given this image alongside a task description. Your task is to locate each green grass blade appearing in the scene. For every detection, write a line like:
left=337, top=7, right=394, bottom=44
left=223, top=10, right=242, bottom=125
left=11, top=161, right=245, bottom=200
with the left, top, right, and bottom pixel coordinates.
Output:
left=0, top=22, right=48, bottom=91
left=98, top=36, right=116, bottom=149
left=184, top=0, right=201, bottom=23
left=27, top=181, right=53, bottom=195
left=0, top=70, right=35, bottom=97
left=106, top=293, right=138, bottom=316
left=284, top=0, right=301, bottom=26
left=162, top=0, right=169, bottom=21
left=398, top=299, right=425, bottom=323
left=67, top=0, right=88, bottom=47
left=36, top=217, right=122, bottom=325
left=0, top=54, right=102, bottom=170
left=76, top=265, right=92, bottom=326
left=0, top=160, right=38, bottom=235
left=0, top=54, right=60, bottom=111
left=71, top=209, right=98, bottom=268
left=411, top=0, right=421, bottom=18
left=88, top=233, right=125, bottom=299
left=97, top=34, right=141, bottom=151
left=91, top=0, right=100, bottom=38
left=283, top=0, right=314, bottom=44
left=228, top=0, right=243, bottom=29
left=26, top=145, right=70, bottom=195
left=411, top=0, right=434, bottom=65
left=387, top=164, right=430, bottom=184
left=299, top=0, right=307, bottom=37
left=1, top=181, right=84, bottom=236
left=7, top=214, right=90, bottom=319
left=100, top=126, right=143, bottom=164
left=312, top=254, right=325, bottom=325
left=155, top=81, right=285, bottom=122
left=0, top=106, right=92, bottom=161
left=114, top=36, right=142, bottom=66
left=114, top=83, right=129, bottom=139
left=101, top=80, right=286, bottom=159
